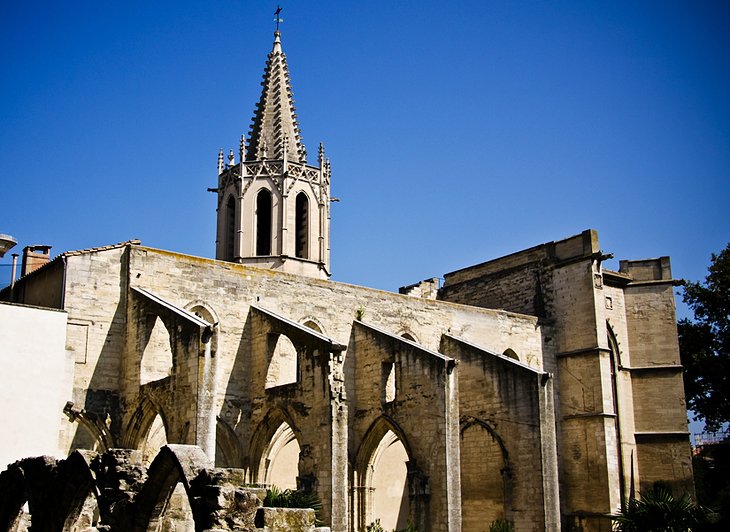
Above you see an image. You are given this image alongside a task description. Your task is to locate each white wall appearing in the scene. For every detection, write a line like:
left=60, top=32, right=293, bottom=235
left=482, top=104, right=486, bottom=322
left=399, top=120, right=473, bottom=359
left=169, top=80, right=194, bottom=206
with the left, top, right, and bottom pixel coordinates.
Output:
left=0, top=302, right=70, bottom=470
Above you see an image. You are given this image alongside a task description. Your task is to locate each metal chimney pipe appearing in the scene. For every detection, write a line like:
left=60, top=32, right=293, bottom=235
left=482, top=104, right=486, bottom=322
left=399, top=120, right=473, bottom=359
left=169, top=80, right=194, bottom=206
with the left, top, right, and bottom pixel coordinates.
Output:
left=10, top=253, right=18, bottom=291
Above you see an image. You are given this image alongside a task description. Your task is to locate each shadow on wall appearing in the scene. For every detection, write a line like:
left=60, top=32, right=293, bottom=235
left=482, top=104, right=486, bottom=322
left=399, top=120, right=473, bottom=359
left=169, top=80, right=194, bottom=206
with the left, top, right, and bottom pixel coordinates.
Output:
left=67, top=250, right=129, bottom=452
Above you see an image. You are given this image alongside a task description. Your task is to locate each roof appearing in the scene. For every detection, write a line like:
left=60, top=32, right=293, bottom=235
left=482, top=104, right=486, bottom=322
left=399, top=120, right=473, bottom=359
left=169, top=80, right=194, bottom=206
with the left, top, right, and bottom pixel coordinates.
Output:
left=5, top=240, right=141, bottom=287
left=245, top=31, right=306, bottom=163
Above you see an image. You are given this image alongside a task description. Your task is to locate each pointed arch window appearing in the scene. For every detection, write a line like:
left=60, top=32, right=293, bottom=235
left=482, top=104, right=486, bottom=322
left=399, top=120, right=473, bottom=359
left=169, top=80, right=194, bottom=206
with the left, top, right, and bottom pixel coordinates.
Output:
left=295, top=192, right=309, bottom=259
left=225, top=196, right=235, bottom=261
left=256, top=189, right=272, bottom=256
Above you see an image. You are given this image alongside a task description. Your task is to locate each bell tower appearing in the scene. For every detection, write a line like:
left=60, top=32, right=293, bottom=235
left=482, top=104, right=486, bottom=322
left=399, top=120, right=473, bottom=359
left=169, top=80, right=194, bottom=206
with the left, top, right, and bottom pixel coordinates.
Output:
left=214, top=31, right=331, bottom=279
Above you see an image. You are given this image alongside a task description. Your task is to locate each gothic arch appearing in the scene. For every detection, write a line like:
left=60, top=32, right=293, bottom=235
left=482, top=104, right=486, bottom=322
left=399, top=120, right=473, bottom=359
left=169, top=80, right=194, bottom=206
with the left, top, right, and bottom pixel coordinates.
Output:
left=502, top=348, right=519, bottom=360
left=215, top=417, right=244, bottom=468
left=354, top=417, right=414, bottom=531
left=130, top=445, right=211, bottom=532
left=607, top=320, right=628, bottom=503
left=224, top=195, right=236, bottom=261
left=606, top=321, right=624, bottom=368
left=265, top=332, right=299, bottom=389
left=64, top=402, right=115, bottom=453
left=123, top=396, right=170, bottom=453
left=248, top=409, right=303, bottom=488
left=58, top=450, right=101, bottom=531
left=459, top=417, right=512, bottom=530
left=301, top=316, right=325, bottom=334
left=186, top=302, right=219, bottom=355
left=256, top=188, right=273, bottom=256
left=0, top=457, right=60, bottom=531
left=295, top=191, right=309, bottom=259
left=140, top=313, right=173, bottom=385
left=397, top=329, right=419, bottom=344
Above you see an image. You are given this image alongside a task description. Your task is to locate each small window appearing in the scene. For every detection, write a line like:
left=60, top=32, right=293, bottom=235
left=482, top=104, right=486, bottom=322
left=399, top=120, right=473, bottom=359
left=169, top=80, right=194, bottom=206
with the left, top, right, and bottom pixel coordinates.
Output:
left=303, top=320, right=322, bottom=334
left=382, top=362, right=396, bottom=403
left=266, top=334, right=298, bottom=389
left=256, top=189, right=272, bottom=256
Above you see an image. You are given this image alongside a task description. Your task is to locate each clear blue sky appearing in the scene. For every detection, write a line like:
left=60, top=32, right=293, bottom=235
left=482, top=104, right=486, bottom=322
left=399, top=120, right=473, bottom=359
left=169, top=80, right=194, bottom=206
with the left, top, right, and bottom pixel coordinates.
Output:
left=1, top=0, right=729, bottom=317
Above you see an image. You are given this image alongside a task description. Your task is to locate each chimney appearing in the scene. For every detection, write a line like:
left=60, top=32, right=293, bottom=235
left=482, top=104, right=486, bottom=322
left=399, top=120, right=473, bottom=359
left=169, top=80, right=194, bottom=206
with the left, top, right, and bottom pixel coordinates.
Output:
left=21, top=245, right=52, bottom=276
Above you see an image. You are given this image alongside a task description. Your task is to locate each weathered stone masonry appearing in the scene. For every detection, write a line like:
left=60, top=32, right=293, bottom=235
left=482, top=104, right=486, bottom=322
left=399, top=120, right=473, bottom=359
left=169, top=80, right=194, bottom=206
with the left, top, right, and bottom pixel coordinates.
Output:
left=0, top=28, right=694, bottom=532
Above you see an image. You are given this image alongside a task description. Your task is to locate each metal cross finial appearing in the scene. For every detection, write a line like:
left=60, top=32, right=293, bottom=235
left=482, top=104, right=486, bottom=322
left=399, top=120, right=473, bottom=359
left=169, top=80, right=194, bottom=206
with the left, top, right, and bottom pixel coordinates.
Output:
left=274, top=5, right=284, bottom=31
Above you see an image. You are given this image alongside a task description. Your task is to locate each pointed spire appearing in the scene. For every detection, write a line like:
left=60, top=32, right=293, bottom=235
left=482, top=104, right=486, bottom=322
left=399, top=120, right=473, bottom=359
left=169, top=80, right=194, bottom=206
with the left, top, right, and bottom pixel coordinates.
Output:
left=217, top=149, right=224, bottom=174
left=246, top=31, right=306, bottom=163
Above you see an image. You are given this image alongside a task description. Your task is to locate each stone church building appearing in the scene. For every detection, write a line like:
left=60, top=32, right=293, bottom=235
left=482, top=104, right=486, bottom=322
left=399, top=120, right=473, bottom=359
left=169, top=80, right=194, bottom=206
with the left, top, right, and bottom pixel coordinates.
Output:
left=0, top=31, right=693, bottom=531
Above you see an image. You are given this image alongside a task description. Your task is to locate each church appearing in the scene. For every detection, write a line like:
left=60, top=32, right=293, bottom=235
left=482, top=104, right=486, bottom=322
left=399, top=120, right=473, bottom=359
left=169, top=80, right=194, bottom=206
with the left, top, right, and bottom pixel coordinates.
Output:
left=0, top=29, right=693, bottom=532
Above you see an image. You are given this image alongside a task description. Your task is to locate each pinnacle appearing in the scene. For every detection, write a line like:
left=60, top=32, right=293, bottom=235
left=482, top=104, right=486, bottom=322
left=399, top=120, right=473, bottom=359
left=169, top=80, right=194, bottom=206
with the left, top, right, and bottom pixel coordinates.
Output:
left=246, top=32, right=306, bottom=163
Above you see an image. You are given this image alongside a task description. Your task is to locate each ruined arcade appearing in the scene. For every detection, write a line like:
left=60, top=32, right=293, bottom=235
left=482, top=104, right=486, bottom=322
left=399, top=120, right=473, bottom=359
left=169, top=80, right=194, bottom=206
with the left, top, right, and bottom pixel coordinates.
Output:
left=0, top=29, right=693, bottom=532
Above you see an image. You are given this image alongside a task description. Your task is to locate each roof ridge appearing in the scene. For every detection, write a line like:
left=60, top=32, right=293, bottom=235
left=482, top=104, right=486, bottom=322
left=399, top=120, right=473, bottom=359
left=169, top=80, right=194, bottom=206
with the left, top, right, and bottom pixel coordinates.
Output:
left=61, top=239, right=141, bottom=257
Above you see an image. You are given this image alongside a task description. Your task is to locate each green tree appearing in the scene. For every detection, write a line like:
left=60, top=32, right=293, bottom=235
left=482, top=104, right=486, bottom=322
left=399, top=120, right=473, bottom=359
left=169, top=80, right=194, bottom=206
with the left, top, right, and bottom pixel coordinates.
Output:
left=678, top=243, right=730, bottom=432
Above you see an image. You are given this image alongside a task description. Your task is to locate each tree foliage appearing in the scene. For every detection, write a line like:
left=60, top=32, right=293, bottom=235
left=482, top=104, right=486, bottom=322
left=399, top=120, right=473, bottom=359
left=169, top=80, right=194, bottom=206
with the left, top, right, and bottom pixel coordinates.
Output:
left=678, top=243, right=730, bottom=432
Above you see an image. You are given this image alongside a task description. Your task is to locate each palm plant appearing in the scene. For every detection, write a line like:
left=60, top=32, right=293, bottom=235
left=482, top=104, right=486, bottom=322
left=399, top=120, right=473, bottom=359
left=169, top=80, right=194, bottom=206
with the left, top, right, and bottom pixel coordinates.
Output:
left=263, top=485, right=324, bottom=525
left=612, top=483, right=712, bottom=531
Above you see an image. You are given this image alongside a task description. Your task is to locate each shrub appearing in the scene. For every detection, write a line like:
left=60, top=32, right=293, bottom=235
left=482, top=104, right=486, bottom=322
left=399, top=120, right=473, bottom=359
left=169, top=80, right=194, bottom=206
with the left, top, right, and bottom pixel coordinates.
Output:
left=489, top=518, right=515, bottom=532
left=364, top=519, right=386, bottom=532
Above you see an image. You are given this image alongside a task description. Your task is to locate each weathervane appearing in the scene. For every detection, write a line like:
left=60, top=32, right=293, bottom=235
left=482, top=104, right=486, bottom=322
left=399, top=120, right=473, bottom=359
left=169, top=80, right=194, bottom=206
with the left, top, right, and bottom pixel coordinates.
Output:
left=274, top=5, right=284, bottom=31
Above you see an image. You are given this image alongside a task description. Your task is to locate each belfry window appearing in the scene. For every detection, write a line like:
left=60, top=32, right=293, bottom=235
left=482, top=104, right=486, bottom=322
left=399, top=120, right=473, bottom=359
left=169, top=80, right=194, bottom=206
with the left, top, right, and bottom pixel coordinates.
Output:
left=295, top=192, right=309, bottom=259
left=256, top=189, right=272, bottom=256
left=225, top=196, right=235, bottom=261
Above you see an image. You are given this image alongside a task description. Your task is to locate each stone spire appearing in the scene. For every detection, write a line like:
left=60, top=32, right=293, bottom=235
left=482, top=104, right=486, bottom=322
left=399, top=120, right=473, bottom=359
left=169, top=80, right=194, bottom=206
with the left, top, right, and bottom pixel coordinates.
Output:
left=246, top=31, right=306, bottom=163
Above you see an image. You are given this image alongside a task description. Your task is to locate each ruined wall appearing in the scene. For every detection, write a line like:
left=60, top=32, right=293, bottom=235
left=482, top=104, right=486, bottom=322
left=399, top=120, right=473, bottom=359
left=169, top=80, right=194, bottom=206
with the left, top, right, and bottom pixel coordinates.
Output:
left=0, top=445, right=319, bottom=532
left=123, top=247, right=548, bottom=416
left=9, top=236, right=693, bottom=529
left=440, top=335, right=560, bottom=532
left=349, top=323, right=460, bottom=532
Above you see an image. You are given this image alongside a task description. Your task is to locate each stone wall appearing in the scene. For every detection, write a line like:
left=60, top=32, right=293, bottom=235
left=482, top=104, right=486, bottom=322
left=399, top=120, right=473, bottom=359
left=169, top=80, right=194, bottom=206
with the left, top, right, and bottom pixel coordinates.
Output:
left=619, top=258, right=694, bottom=496
left=440, top=335, right=560, bottom=531
left=0, top=234, right=695, bottom=530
